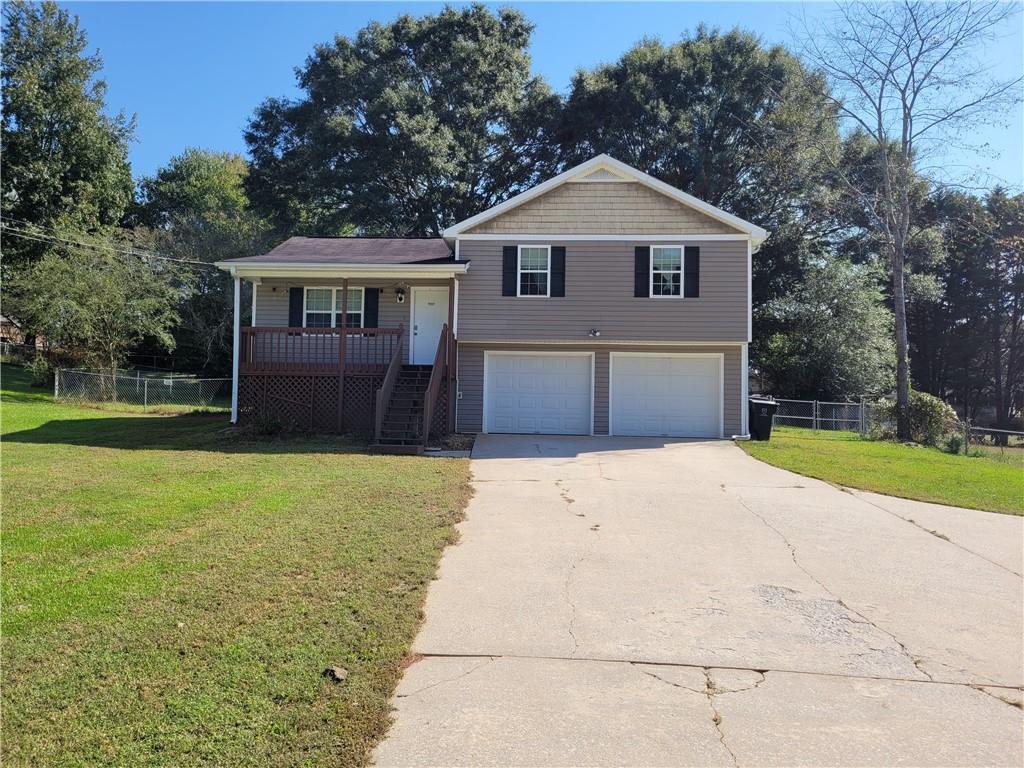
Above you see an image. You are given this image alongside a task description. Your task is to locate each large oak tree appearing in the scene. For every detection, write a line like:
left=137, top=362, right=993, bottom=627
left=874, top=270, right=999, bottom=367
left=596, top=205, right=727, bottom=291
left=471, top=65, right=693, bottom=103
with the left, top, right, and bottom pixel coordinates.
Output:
left=245, top=4, right=560, bottom=235
left=1, top=0, right=134, bottom=269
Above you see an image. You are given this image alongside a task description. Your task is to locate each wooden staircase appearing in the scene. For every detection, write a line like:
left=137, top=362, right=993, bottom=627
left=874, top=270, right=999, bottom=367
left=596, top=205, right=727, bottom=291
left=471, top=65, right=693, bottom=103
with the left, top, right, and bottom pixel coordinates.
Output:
left=370, top=365, right=433, bottom=454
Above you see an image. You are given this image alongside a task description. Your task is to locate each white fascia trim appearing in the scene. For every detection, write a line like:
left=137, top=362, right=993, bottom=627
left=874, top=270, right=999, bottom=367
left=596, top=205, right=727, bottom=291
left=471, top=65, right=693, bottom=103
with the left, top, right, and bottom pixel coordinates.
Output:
left=457, top=233, right=752, bottom=242
left=215, top=262, right=470, bottom=280
left=443, top=154, right=768, bottom=242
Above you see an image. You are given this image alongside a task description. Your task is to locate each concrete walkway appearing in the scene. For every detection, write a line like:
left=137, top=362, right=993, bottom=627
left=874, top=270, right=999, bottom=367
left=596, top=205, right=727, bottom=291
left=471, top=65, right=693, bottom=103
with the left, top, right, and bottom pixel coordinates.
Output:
left=375, top=435, right=1024, bottom=767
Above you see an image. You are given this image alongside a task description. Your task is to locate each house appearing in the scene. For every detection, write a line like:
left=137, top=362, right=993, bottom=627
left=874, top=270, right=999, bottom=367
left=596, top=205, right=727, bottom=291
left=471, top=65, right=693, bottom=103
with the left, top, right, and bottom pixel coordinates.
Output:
left=215, top=155, right=767, bottom=451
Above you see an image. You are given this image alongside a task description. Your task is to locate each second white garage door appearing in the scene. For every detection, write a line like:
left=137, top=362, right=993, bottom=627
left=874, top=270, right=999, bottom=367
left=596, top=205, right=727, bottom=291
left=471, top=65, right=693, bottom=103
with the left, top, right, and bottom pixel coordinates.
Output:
left=485, top=353, right=593, bottom=435
left=610, top=353, right=722, bottom=438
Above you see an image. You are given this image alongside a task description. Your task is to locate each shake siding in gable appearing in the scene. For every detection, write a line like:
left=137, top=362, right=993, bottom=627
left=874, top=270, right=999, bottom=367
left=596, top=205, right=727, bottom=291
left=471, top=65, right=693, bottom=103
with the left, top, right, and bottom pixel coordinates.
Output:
left=465, top=182, right=744, bottom=235
left=457, top=240, right=749, bottom=342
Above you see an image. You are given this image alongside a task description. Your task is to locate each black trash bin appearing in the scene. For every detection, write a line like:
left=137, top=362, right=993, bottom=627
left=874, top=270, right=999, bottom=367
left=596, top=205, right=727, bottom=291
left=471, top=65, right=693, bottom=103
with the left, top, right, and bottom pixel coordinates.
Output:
left=749, top=397, right=778, bottom=441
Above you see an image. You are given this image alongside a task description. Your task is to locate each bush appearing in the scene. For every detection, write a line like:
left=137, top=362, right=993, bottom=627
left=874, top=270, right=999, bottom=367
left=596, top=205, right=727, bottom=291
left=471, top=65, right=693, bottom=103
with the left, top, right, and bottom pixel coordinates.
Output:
left=871, top=391, right=961, bottom=446
left=26, top=356, right=54, bottom=388
left=944, top=433, right=964, bottom=455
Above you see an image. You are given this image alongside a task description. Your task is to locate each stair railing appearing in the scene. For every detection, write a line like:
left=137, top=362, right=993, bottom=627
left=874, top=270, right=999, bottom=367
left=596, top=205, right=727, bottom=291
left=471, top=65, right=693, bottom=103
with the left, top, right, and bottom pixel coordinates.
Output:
left=374, top=324, right=406, bottom=443
left=420, top=324, right=449, bottom=448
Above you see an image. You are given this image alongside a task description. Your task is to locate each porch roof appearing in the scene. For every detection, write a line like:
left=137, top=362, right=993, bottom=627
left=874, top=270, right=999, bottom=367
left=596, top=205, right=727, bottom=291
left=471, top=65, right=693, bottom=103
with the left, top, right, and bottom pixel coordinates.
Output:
left=215, top=236, right=466, bottom=279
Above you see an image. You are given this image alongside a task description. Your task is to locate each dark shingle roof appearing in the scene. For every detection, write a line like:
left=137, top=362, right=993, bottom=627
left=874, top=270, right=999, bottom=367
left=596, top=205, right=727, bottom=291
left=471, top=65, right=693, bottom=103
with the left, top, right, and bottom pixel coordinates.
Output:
left=221, top=237, right=453, bottom=265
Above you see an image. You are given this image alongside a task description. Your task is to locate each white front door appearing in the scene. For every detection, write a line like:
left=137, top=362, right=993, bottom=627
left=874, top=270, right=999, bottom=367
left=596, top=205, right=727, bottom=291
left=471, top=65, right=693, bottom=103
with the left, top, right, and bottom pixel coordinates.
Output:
left=610, top=353, right=722, bottom=438
left=485, top=353, right=593, bottom=435
left=411, top=287, right=449, bottom=364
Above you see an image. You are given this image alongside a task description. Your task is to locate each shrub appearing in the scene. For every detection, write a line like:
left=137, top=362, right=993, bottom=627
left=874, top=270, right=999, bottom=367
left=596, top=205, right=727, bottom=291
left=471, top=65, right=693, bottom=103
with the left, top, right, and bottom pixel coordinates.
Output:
left=871, top=391, right=961, bottom=446
left=944, top=433, right=964, bottom=455
left=26, top=356, right=54, bottom=388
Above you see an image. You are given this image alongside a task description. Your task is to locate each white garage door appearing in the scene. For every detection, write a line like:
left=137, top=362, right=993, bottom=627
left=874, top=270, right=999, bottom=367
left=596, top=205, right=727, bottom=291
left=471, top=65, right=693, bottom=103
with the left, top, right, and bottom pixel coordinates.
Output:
left=485, top=353, right=593, bottom=435
left=611, top=354, right=721, bottom=438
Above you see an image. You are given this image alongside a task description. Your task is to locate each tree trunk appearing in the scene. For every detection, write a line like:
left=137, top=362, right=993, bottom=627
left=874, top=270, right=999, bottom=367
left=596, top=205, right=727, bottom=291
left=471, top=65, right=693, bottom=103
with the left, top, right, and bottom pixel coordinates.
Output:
left=891, top=242, right=911, bottom=441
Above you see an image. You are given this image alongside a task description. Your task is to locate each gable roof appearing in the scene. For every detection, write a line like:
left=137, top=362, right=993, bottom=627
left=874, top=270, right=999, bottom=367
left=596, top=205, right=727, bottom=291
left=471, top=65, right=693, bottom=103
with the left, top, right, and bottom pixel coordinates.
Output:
left=217, top=236, right=453, bottom=266
left=443, top=154, right=768, bottom=243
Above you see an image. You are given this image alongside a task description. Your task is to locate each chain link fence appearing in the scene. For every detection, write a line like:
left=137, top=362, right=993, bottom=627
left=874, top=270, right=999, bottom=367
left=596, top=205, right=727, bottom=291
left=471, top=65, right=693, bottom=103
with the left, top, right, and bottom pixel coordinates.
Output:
left=55, top=369, right=231, bottom=413
left=773, top=399, right=876, bottom=433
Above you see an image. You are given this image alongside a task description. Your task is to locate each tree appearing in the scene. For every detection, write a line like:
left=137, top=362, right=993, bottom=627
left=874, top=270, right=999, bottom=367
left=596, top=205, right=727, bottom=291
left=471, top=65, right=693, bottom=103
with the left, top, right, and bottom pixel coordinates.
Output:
left=555, top=29, right=840, bottom=306
left=10, top=244, right=179, bottom=382
left=135, top=149, right=274, bottom=372
left=1, top=0, right=134, bottom=269
left=796, top=0, right=1022, bottom=439
left=245, top=4, right=561, bottom=235
left=756, top=258, right=895, bottom=399
left=911, top=190, right=1024, bottom=432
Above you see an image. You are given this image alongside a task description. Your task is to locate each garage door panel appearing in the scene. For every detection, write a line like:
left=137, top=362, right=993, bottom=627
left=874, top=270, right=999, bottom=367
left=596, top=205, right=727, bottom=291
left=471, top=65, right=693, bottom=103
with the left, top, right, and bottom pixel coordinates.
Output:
left=486, top=354, right=592, bottom=435
left=611, top=354, right=721, bottom=438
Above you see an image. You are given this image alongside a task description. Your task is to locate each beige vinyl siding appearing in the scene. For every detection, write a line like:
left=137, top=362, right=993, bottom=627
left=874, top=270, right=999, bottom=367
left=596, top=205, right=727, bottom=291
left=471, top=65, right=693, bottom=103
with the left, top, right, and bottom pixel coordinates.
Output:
left=253, top=277, right=449, bottom=362
left=456, top=343, right=743, bottom=436
left=465, top=182, right=744, bottom=235
left=457, top=240, right=748, bottom=343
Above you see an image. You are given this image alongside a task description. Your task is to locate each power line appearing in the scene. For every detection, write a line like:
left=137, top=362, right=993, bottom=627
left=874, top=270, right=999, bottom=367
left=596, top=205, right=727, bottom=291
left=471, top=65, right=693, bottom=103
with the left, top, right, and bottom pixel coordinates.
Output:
left=0, top=220, right=219, bottom=268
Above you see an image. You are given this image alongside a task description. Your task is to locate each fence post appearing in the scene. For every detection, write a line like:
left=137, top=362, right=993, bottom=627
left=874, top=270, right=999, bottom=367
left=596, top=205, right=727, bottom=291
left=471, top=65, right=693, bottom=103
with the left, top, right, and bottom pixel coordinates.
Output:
left=144, top=379, right=148, bottom=413
left=54, top=368, right=60, bottom=400
left=963, top=418, right=970, bottom=456
left=813, top=400, right=818, bottom=430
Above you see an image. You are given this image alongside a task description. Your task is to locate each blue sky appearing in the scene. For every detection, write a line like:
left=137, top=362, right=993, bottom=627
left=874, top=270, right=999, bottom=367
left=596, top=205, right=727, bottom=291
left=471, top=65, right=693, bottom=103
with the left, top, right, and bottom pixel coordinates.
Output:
left=65, top=1, right=1024, bottom=188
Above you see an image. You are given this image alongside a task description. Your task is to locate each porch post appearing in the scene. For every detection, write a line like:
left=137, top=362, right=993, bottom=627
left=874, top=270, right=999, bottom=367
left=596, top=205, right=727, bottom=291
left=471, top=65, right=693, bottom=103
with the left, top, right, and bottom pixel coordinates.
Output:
left=447, top=277, right=456, bottom=433
left=337, top=278, right=348, bottom=431
left=230, top=274, right=240, bottom=423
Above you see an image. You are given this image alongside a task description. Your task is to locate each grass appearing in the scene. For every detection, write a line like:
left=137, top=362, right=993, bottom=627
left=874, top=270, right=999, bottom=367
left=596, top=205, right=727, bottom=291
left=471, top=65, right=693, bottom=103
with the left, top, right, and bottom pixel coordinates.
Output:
left=740, top=426, right=1023, bottom=515
left=1, top=364, right=471, bottom=767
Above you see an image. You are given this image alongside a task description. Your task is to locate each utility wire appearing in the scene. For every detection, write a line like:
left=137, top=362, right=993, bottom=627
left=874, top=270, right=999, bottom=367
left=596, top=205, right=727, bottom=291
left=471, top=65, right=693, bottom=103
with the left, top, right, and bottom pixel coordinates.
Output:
left=0, top=220, right=219, bottom=268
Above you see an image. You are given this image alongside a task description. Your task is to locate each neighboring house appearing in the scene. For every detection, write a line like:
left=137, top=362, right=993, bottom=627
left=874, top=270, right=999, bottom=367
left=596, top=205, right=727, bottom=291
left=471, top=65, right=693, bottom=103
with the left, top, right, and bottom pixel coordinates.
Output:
left=216, top=155, right=767, bottom=451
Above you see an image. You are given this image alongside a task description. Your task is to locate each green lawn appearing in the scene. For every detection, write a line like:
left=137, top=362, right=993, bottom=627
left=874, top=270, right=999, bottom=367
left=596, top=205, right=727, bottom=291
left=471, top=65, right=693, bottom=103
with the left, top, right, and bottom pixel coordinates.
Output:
left=1, top=365, right=471, bottom=767
left=740, top=426, right=1023, bottom=515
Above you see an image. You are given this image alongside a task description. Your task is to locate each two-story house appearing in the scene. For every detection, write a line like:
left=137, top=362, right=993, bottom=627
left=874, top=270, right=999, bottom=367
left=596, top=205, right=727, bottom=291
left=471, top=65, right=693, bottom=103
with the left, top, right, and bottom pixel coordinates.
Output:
left=216, top=155, right=767, bottom=451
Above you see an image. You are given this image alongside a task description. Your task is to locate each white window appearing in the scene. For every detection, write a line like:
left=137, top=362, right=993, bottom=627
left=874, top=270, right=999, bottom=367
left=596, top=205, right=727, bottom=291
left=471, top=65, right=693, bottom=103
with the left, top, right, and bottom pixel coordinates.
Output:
left=518, top=245, right=551, bottom=297
left=651, top=246, right=683, bottom=297
left=304, top=287, right=364, bottom=328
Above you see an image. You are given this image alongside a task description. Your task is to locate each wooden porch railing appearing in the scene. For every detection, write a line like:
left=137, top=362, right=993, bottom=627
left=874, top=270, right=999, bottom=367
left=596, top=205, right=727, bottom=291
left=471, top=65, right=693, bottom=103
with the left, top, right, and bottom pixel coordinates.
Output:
left=239, top=326, right=403, bottom=374
left=373, top=325, right=406, bottom=443
left=421, top=323, right=451, bottom=448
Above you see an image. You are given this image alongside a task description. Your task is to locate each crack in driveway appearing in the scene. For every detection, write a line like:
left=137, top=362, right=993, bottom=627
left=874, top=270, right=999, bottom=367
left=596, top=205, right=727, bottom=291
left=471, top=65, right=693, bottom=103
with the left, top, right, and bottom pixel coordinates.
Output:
left=395, top=657, right=495, bottom=699
left=733, top=494, right=935, bottom=682
left=844, top=489, right=1023, bottom=579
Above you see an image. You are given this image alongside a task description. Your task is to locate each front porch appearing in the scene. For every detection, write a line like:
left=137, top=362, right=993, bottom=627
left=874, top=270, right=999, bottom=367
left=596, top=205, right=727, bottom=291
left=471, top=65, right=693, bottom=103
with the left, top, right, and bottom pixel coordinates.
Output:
left=217, top=237, right=466, bottom=451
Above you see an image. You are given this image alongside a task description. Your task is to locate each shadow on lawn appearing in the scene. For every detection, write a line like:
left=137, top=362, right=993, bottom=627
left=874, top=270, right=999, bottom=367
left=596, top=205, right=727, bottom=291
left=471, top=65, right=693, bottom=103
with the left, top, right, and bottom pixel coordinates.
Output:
left=4, top=415, right=366, bottom=454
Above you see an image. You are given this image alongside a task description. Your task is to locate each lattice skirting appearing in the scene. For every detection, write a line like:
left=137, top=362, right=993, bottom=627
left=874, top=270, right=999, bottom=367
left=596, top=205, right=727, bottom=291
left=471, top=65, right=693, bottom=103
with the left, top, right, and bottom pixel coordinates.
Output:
left=239, top=373, right=384, bottom=435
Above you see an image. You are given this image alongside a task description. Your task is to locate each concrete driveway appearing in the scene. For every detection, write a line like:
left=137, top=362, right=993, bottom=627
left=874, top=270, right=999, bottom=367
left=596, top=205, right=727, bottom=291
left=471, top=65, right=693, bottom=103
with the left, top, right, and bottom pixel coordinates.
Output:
left=375, top=435, right=1024, bottom=767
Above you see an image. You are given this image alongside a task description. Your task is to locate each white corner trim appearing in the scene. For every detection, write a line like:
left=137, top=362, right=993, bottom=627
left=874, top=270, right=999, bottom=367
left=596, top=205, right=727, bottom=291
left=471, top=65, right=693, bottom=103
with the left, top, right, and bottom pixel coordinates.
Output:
left=456, top=233, right=752, bottom=242
left=443, top=154, right=768, bottom=241
left=741, top=343, right=749, bottom=436
left=747, top=239, right=753, bottom=343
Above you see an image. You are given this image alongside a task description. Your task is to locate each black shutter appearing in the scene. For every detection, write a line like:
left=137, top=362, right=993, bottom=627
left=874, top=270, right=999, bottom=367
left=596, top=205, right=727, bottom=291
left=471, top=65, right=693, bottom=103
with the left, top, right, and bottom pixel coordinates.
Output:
left=364, top=287, right=379, bottom=328
left=634, top=246, right=650, bottom=298
left=502, top=246, right=517, bottom=296
left=288, top=287, right=304, bottom=327
left=684, top=246, right=700, bottom=298
left=550, top=246, right=566, bottom=297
